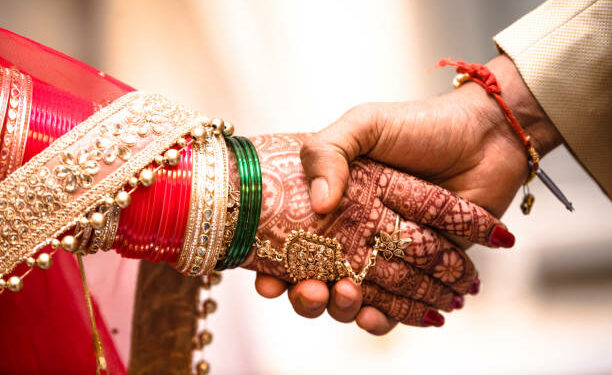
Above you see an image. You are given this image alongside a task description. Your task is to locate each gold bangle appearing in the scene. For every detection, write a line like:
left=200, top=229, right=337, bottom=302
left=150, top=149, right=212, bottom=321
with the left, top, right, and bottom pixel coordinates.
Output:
left=200, top=133, right=228, bottom=275
left=0, top=68, right=32, bottom=180
left=87, top=203, right=121, bottom=253
left=177, top=134, right=209, bottom=275
left=218, top=184, right=240, bottom=260
left=0, top=67, right=10, bottom=152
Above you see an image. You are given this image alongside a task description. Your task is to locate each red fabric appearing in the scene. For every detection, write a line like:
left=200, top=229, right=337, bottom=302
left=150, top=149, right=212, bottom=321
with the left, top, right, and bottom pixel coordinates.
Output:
left=0, top=27, right=192, bottom=373
left=0, top=28, right=132, bottom=375
left=437, top=58, right=538, bottom=170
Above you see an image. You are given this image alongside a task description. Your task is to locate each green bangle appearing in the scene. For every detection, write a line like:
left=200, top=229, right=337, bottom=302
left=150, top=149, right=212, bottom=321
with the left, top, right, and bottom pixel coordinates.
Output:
left=216, top=137, right=250, bottom=270
left=232, top=136, right=261, bottom=268
left=229, top=137, right=252, bottom=268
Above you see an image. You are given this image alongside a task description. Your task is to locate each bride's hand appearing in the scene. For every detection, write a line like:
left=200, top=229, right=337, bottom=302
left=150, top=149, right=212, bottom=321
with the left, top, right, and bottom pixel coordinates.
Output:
left=237, top=134, right=514, bottom=333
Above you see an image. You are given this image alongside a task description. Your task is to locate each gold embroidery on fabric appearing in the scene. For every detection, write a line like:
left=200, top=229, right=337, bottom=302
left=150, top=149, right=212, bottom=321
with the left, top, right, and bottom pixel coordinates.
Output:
left=0, top=92, right=202, bottom=276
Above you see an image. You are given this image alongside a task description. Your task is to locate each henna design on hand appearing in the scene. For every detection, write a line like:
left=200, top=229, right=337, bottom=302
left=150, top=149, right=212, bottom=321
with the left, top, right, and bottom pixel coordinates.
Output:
left=240, top=133, right=498, bottom=319
left=380, top=165, right=499, bottom=245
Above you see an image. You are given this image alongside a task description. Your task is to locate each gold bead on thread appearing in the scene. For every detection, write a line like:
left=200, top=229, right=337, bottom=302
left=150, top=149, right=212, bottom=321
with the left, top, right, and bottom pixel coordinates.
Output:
left=222, top=121, right=234, bottom=136
left=26, top=257, right=36, bottom=267
left=138, top=169, right=155, bottom=187
left=7, top=276, right=23, bottom=292
left=89, top=212, right=107, bottom=230
left=50, top=238, right=61, bottom=250
left=115, top=191, right=132, bottom=209
left=203, top=298, right=217, bottom=314
left=196, top=360, right=210, bottom=375
left=0, top=279, right=5, bottom=290
left=198, top=330, right=213, bottom=348
left=164, top=149, right=180, bottom=166
left=211, top=118, right=224, bottom=135
left=210, top=271, right=222, bottom=286
left=61, top=235, right=78, bottom=253
left=190, top=125, right=205, bottom=139
left=128, top=176, right=139, bottom=187
left=36, top=253, right=52, bottom=269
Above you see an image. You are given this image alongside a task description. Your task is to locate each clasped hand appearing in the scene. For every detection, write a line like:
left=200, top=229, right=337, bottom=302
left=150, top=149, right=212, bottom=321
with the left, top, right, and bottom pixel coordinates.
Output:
left=240, top=133, right=514, bottom=334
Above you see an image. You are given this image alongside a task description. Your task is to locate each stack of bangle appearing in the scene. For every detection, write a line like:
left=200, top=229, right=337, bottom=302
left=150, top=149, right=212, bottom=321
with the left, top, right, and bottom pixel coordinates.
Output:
left=176, top=121, right=230, bottom=276
left=174, top=119, right=261, bottom=275
left=215, top=136, right=261, bottom=270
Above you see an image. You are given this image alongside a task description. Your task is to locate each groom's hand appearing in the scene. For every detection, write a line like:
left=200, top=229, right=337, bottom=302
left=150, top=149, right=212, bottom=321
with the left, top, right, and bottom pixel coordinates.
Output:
left=300, top=54, right=562, bottom=219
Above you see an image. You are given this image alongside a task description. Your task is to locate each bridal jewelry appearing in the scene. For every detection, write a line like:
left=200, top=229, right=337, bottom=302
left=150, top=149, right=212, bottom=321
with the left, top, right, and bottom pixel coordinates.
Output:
left=255, top=229, right=378, bottom=285
left=374, top=216, right=412, bottom=261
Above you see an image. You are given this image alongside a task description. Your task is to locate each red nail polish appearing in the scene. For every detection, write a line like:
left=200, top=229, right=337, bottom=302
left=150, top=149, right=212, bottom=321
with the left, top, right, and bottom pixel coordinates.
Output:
left=469, top=279, right=480, bottom=295
left=423, top=310, right=445, bottom=327
left=450, top=295, right=464, bottom=309
left=490, top=226, right=515, bottom=248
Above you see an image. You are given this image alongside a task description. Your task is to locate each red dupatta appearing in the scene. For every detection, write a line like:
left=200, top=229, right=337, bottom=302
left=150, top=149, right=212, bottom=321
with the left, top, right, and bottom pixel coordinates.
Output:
left=0, top=28, right=133, bottom=375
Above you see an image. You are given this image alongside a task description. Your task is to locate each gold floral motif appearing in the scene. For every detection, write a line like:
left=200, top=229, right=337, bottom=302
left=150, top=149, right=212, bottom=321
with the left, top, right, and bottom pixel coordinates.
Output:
left=95, top=123, right=137, bottom=164
left=127, top=94, right=176, bottom=137
left=53, top=150, right=101, bottom=193
left=375, top=229, right=412, bottom=261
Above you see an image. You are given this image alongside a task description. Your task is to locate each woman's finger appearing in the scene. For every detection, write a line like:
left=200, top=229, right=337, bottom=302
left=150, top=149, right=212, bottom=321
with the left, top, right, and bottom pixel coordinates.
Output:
left=287, top=279, right=329, bottom=319
left=327, top=278, right=363, bottom=323
left=255, top=272, right=289, bottom=298
left=355, top=306, right=398, bottom=335
left=361, top=282, right=445, bottom=327
left=372, top=206, right=477, bottom=295
left=377, top=165, right=515, bottom=248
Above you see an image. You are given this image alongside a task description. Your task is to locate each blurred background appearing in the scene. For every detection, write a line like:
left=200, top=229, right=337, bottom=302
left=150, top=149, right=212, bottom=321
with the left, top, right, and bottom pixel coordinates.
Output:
left=2, top=0, right=611, bottom=374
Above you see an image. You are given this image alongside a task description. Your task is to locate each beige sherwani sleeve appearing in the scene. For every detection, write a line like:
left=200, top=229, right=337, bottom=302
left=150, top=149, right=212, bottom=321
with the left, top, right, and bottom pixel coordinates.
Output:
left=494, top=0, right=612, bottom=197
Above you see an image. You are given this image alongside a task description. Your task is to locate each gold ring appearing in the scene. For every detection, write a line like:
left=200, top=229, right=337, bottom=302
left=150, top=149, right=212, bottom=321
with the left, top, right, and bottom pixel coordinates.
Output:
left=375, top=215, right=412, bottom=261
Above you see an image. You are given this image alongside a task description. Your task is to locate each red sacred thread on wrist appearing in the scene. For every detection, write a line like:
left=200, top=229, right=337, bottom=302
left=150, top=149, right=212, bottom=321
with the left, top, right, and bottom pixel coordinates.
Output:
left=436, top=59, right=540, bottom=176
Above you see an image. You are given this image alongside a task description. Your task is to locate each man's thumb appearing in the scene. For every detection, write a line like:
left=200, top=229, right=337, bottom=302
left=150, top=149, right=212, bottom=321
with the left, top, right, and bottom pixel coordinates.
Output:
left=300, top=135, right=351, bottom=214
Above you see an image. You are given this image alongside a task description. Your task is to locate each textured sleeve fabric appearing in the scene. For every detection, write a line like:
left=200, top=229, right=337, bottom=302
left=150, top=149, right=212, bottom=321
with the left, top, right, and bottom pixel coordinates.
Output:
left=494, top=0, right=612, bottom=197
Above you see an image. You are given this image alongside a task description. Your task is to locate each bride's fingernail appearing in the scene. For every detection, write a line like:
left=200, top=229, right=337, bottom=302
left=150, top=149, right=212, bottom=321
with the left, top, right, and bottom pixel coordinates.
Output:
left=310, top=178, right=329, bottom=203
left=469, top=279, right=481, bottom=295
left=490, top=226, right=515, bottom=248
left=450, top=295, right=464, bottom=309
left=422, top=310, right=445, bottom=327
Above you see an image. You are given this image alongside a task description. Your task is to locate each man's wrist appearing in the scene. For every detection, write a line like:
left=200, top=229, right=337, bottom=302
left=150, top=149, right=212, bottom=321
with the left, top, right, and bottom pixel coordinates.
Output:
left=484, top=54, right=563, bottom=158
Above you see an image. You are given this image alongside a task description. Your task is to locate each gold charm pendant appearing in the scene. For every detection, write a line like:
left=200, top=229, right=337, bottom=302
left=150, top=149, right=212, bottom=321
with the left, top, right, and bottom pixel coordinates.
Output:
left=283, top=230, right=346, bottom=282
